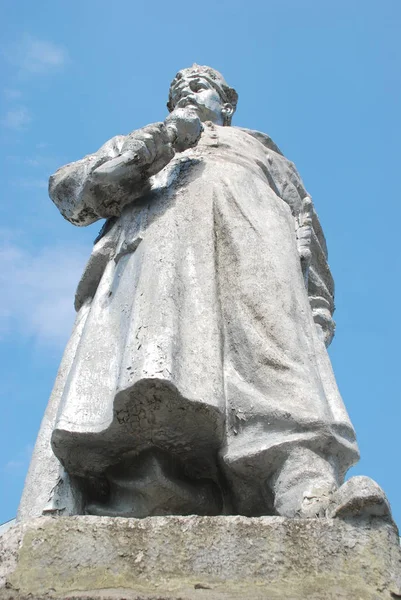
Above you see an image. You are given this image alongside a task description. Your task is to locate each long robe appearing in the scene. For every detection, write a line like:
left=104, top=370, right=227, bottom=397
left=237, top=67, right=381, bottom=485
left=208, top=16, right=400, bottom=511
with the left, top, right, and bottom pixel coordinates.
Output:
left=20, top=122, right=359, bottom=517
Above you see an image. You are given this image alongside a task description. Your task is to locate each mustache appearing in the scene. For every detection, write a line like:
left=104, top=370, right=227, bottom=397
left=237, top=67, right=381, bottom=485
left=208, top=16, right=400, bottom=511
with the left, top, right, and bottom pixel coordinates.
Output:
left=176, top=96, right=199, bottom=108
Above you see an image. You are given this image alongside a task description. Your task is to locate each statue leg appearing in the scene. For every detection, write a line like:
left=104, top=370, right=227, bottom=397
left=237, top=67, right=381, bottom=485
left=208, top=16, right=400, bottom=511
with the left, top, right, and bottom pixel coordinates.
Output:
left=213, top=176, right=360, bottom=517
left=268, top=447, right=339, bottom=517
left=224, top=445, right=391, bottom=519
left=270, top=448, right=392, bottom=519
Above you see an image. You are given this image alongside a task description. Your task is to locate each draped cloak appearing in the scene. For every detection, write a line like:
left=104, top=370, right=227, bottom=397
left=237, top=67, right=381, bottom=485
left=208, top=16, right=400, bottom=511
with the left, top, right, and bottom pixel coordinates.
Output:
left=43, top=122, right=359, bottom=508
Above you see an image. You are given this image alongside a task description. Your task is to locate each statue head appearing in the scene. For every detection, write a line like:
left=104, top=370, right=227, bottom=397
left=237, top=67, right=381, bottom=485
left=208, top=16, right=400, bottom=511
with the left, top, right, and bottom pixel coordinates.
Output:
left=167, top=64, right=238, bottom=126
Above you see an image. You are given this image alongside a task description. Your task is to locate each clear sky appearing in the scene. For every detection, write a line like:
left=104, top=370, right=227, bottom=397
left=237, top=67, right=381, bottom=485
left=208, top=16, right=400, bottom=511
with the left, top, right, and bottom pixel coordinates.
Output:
left=0, top=0, right=400, bottom=525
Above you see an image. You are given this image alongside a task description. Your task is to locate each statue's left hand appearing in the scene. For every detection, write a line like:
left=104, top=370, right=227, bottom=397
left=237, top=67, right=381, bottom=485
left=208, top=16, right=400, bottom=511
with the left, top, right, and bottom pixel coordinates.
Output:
left=297, top=196, right=313, bottom=282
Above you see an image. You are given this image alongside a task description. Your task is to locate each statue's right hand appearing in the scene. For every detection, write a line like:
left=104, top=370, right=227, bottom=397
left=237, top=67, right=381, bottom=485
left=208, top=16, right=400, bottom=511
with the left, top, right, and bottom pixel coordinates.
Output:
left=131, top=122, right=175, bottom=177
left=91, top=123, right=174, bottom=184
left=125, top=122, right=173, bottom=170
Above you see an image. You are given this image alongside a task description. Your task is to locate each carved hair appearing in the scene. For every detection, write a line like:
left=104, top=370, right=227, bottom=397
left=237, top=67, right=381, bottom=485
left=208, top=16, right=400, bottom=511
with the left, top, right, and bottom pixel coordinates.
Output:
left=167, top=64, right=238, bottom=125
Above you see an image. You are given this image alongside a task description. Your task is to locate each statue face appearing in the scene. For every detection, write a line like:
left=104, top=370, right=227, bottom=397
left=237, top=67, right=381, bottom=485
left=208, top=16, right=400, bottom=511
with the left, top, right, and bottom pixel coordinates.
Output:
left=169, top=74, right=230, bottom=125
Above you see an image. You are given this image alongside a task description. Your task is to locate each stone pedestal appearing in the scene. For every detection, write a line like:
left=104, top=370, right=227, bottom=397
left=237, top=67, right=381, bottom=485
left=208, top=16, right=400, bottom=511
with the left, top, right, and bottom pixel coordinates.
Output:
left=1, top=515, right=400, bottom=599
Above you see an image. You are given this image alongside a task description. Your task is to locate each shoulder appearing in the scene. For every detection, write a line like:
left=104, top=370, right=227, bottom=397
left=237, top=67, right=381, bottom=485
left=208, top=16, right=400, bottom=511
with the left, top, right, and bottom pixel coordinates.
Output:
left=234, top=127, right=284, bottom=156
left=232, top=126, right=306, bottom=198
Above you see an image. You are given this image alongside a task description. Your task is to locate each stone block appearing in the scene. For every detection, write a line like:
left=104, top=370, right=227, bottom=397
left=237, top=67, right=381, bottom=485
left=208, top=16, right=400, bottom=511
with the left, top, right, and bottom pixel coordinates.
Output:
left=1, top=515, right=400, bottom=599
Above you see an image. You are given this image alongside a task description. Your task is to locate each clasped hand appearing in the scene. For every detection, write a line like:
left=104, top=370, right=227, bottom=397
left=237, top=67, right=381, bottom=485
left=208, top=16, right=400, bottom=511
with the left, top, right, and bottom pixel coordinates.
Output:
left=91, top=122, right=175, bottom=185
left=91, top=108, right=202, bottom=187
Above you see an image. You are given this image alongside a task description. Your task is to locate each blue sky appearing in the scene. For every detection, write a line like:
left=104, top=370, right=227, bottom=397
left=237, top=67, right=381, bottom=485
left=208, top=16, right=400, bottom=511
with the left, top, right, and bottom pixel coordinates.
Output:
left=0, top=0, right=400, bottom=525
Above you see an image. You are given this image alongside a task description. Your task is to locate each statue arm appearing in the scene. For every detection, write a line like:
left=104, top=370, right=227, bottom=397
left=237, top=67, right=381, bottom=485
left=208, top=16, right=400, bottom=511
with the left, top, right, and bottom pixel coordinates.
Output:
left=49, top=113, right=203, bottom=227
left=288, top=165, right=336, bottom=347
left=284, top=163, right=336, bottom=347
left=307, top=208, right=336, bottom=346
left=240, top=127, right=336, bottom=346
left=49, top=135, right=127, bottom=226
left=284, top=159, right=336, bottom=346
left=49, top=123, right=177, bottom=226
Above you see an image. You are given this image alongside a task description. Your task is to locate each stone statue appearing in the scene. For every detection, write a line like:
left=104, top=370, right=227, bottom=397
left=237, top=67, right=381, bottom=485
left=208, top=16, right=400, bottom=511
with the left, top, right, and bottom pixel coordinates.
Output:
left=18, top=65, right=390, bottom=521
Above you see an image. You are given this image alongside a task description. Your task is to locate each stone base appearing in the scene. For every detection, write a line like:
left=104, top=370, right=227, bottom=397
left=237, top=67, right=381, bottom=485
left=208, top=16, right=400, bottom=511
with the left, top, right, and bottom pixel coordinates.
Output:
left=1, top=515, right=400, bottom=600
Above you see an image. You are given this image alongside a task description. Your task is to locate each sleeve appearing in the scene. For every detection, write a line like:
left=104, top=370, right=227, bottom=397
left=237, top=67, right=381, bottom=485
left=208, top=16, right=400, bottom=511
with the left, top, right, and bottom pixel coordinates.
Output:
left=307, top=209, right=336, bottom=346
left=240, top=128, right=336, bottom=346
left=48, top=135, right=126, bottom=226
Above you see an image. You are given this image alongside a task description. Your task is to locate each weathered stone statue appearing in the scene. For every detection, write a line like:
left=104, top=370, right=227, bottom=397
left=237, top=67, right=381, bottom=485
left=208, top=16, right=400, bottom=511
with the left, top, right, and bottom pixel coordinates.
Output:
left=4, top=63, right=399, bottom=600
left=18, top=65, right=390, bottom=522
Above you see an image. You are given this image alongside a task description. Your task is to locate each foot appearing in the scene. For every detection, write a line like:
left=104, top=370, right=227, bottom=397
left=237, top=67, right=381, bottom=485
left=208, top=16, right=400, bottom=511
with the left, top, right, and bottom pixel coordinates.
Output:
left=283, top=476, right=392, bottom=519
left=327, top=476, right=392, bottom=519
